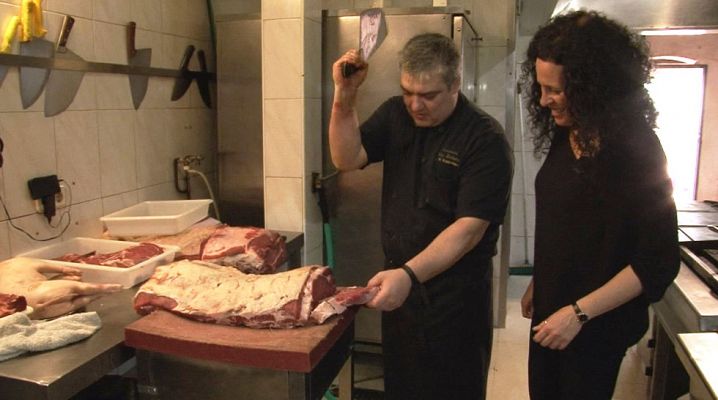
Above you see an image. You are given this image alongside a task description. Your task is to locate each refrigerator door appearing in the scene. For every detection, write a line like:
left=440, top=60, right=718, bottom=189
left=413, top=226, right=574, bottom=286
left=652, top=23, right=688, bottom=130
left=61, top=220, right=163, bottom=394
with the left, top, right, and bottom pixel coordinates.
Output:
left=322, top=8, right=477, bottom=344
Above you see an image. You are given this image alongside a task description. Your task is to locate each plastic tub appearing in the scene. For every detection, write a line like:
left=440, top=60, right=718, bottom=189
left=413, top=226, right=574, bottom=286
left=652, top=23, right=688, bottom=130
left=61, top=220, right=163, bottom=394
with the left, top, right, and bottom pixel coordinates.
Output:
left=18, top=237, right=179, bottom=288
left=100, top=199, right=212, bottom=236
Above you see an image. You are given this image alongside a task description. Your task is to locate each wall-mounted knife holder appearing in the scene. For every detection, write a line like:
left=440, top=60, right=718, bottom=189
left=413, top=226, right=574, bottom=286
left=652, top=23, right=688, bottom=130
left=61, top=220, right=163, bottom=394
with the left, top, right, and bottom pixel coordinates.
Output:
left=0, top=52, right=215, bottom=84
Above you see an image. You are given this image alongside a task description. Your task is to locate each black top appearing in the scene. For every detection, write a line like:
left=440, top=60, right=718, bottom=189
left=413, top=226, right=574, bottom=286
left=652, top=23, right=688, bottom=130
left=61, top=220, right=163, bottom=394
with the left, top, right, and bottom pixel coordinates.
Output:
left=534, top=129, right=680, bottom=349
left=360, top=93, right=513, bottom=279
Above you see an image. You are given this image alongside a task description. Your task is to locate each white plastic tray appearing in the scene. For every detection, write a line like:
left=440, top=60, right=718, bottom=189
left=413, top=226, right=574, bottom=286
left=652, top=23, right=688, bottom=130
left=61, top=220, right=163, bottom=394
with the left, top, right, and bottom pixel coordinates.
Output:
left=100, top=199, right=212, bottom=236
left=18, top=237, right=179, bottom=288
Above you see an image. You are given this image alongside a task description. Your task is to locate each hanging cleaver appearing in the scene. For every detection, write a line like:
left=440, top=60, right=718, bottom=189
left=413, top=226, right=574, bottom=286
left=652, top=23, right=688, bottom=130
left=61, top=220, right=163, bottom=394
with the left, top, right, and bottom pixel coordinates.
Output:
left=171, top=45, right=195, bottom=101
left=19, top=0, right=54, bottom=109
left=127, top=21, right=151, bottom=110
left=196, top=49, right=211, bottom=108
left=342, top=8, right=387, bottom=78
left=44, top=15, right=84, bottom=117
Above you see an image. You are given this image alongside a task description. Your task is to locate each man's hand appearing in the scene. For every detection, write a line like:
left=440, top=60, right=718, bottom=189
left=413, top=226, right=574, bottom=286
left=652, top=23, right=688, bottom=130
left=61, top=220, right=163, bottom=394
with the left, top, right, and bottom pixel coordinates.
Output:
left=332, top=49, right=368, bottom=91
left=365, top=267, right=412, bottom=311
left=0, top=257, right=122, bottom=319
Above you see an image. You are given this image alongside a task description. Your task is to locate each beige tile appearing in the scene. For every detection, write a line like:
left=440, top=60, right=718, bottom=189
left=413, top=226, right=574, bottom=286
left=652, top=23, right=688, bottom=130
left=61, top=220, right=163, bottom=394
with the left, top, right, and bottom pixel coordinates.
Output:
left=98, top=110, right=137, bottom=196
left=138, top=182, right=184, bottom=201
left=473, top=0, right=511, bottom=44
left=262, top=0, right=301, bottom=20
left=61, top=198, right=104, bottom=239
left=303, top=173, right=323, bottom=263
left=46, top=0, right=93, bottom=19
left=263, top=18, right=302, bottom=100
left=0, top=70, right=24, bottom=112
left=142, top=77, right=175, bottom=109
left=135, top=109, right=171, bottom=188
left=0, top=222, right=11, bottom=260
left=9, top=213, right=62, bottom=255
left=101, top=191, right=139, bottom=216
left=264, top=98, right=303, bottom=178
left=0, top=112, right=56, bottom=218
left=304, top=18, right=322, bottom=99
left=265, top=176, right=303, bottom=232
left=130, top=0, right=162, bottom=31
left=95, top=74, right=134, bottom=110
left=93, top=0, right=130, bottom=24
left=93, top=21, right=127, bottom=64
left=55, top=110, right=101, bottom=204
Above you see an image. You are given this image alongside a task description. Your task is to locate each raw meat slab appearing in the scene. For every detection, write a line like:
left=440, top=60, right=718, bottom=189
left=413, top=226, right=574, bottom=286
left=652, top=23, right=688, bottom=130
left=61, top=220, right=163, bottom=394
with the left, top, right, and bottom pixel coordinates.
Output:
left=124, top=307, right=356, bottom=373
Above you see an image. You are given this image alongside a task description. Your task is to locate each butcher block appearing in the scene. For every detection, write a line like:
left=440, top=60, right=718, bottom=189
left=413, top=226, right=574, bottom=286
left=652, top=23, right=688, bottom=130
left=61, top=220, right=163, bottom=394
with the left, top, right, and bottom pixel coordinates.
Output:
left=125, top=308, right=357, bottom=373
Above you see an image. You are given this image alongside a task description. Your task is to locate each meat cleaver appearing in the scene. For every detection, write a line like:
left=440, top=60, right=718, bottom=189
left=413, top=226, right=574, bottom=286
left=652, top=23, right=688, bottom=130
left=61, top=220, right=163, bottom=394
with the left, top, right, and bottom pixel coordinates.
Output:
left=127, top=21, right=151, bottom=110
left=342, top=8, right=387, bottom=78
left=44, top=15, right=84, bottom=117
left=171, top=45, right=195, bottom=101
left=19, top=0, right=54, bottom=109
left=196, top=49, right=211, bottom=108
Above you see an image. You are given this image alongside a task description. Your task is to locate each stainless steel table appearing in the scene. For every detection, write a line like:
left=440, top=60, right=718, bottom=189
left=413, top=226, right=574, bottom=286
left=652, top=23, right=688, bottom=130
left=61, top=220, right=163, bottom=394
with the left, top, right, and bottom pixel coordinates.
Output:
left=0, top=230, right=305, bottom=400
left=0, top=289, right=139, bottom=400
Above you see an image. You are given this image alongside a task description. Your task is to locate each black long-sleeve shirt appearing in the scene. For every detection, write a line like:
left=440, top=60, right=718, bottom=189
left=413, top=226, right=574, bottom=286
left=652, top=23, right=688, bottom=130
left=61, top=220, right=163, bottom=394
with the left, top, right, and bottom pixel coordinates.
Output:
left=533, top=129, right=679, bottom=349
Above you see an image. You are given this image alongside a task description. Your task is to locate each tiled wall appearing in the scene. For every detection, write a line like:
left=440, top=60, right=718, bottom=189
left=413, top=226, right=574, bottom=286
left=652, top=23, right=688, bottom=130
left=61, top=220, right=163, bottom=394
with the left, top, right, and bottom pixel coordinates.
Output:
left=0, top=0, right=216, bottom=258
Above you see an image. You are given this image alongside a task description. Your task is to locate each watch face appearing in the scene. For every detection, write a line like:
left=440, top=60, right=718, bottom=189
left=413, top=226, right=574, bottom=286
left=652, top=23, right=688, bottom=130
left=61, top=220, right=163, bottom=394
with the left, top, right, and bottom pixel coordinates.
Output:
left=578, top=312, right=589, bottom=322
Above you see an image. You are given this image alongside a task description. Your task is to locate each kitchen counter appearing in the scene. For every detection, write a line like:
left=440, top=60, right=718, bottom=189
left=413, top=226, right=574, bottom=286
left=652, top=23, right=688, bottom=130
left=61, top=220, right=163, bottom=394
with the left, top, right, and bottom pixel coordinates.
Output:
left=0, top=230, right=305, bottom=400
left=675, top=333, right=718, bottom=400
left=0, top=288, right=139, bottom=400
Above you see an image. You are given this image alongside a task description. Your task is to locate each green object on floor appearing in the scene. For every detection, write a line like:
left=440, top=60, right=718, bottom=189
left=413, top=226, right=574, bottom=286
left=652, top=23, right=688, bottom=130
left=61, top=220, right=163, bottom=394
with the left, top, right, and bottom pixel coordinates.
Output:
left=323, top=390, right=338, bottom=400
left=509, top=265, right=533, bottom=276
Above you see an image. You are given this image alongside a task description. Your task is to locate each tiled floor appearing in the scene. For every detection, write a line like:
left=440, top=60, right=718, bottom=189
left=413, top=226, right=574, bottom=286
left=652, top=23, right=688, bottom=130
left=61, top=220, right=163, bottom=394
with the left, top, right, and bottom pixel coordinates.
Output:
left=351, top=275, right=652, bottom=399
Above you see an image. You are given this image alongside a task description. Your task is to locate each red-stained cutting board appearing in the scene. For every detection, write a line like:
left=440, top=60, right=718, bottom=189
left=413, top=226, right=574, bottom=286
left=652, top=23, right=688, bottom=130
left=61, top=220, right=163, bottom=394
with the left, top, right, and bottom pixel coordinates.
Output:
left=124, top=309, right=356, bottom=373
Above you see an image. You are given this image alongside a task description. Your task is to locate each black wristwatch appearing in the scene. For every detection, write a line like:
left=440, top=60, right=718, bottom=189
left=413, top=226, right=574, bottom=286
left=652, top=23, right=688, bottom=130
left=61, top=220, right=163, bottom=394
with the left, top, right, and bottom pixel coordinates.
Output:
left=572, top=302, right=589, bottom=324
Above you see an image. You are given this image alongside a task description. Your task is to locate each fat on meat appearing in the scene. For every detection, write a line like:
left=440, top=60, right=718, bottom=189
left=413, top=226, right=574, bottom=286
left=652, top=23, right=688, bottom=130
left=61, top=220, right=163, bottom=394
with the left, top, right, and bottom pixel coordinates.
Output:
left=200, top=226, right=287, bottom=274
left=133, top=260, right=376, bottom=328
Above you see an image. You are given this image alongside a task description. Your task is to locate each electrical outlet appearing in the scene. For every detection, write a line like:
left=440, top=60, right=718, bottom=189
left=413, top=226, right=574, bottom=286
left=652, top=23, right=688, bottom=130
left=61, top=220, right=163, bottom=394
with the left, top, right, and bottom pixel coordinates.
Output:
left=55, top=181, right=69, bottom=209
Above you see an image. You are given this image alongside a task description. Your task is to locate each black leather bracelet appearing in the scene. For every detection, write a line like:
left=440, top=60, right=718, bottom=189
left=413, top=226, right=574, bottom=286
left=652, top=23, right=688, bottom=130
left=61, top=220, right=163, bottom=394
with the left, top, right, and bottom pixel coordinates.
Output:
left=400, top=265, right=430, bottom=306
left=400, top=264, right=420, bottom=285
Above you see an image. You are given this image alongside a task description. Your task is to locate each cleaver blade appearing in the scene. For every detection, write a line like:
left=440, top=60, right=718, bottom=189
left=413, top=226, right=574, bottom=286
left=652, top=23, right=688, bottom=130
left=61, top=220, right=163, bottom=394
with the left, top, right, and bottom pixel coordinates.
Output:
left=342, top=8, right=387, bottom=78
left=19, top=0, right=54, bottom=109
left=44, top=15, right=85, bottom=117
left=127, top=21, right=151, bottom=110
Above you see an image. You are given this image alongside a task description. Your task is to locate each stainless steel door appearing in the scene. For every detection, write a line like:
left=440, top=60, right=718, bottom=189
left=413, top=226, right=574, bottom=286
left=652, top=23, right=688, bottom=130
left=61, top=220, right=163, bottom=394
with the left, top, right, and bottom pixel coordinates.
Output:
left=322, top=8, right=477, bottom=344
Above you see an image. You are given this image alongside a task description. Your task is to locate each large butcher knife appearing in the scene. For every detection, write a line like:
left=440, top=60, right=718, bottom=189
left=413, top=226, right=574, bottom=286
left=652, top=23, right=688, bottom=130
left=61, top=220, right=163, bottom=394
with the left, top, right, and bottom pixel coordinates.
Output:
left=196, top=49, right=211, bottom=108
left=44, top=15, right=84, bottom=117
left=127, top=21, right=151, bottom=109
left=171, top=45, right=195, bottom=102
left=342, top=8, right=387, bottom=78
left=19, top=0, right=54, bottom=109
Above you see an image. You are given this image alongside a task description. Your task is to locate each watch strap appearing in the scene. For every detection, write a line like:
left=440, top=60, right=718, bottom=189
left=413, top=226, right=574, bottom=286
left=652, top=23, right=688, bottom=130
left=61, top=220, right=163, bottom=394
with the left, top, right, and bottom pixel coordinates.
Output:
left=572, top=302, right=589, bottom=323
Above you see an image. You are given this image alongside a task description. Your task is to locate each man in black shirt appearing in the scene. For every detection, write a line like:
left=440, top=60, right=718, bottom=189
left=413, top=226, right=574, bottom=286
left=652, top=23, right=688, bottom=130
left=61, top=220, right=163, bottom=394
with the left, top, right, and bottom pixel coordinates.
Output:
left=329, top=33, right=512, bottom=399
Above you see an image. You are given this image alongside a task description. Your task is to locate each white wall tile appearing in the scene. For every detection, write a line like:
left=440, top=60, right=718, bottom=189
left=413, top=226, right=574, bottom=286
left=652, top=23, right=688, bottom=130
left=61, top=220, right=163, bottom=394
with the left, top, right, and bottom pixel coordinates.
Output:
left=93, top=0, right=130, bottom=25
left=130, top=0, right=162, bottom=31
left=61, top=198, right=104, bottom=239
left=265, top=177, right=303, bottom=232
left=8, top=212, right=62, bottom=255
left=477, top=46, right=507, bottom=108
left=0, top=112, right=56, bottom=218
left=262, top=0, right=301, bottom=20
left=101, top=191, right=139, bottom=215
left=46, top=0, right=92, bottom=19
left=263, top=18, right=302, bottom=99
left=0, top=222, right=11, bottom=260
left=55, top=110, right=101, bottom=203
left=135, top=109, right=170, bottom=187
left=264, top=98, right=303, bottom=177
left=138, top=182, right=184, bottom=201
left=93, top=21, right=127, bottom=64
left=95, top=74, right=134, bottom=110
left=98, top=110, right=136, bottom=196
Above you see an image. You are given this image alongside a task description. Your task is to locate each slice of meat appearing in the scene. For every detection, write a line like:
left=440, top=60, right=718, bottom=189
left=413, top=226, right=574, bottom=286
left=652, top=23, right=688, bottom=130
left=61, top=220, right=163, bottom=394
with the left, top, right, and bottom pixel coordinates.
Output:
left=134, top=261, right=375, bottom=328
left=310, top=286, right=379, bottom=324
left=54, top=243, right=164, bottom=268
left=200, top=227, right=287, bottom=274
left=144, top=225, right=223, bottom=260
left=0, top=293, right=27, bottom=318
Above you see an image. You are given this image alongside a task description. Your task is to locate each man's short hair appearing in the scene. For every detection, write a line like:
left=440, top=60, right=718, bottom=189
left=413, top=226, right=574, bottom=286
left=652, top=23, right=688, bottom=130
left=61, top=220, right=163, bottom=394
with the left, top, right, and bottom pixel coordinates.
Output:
left=399, top=33, right=461, bottom=88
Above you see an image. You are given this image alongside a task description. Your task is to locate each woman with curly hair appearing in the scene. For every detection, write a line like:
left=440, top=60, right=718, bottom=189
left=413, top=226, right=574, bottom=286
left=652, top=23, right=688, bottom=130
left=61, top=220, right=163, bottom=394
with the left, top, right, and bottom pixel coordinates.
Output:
left=519, top=10, right=679, bottom=399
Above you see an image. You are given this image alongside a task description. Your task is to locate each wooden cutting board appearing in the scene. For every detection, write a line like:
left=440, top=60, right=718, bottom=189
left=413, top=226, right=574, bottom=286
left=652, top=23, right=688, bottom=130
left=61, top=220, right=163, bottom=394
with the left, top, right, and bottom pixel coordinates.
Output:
left=124, top=308, right=357, bottom=373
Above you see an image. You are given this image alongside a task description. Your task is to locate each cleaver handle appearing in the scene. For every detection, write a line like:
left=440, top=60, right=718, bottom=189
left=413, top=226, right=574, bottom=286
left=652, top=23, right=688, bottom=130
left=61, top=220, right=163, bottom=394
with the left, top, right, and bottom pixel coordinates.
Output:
left=127, top=21, right=137, bottom=58
left=57, top=15, right=75, bottom=52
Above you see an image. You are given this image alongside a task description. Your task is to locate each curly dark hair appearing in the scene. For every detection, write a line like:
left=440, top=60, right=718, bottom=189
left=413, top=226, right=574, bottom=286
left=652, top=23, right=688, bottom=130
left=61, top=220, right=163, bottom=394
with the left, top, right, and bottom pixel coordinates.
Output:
left=520, top=10, right=657, bottom=156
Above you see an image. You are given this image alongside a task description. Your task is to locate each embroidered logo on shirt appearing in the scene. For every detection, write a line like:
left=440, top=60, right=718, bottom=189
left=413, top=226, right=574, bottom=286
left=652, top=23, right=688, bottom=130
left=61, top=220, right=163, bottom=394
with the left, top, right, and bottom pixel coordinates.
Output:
left=436, top=149, right=460, bottom=167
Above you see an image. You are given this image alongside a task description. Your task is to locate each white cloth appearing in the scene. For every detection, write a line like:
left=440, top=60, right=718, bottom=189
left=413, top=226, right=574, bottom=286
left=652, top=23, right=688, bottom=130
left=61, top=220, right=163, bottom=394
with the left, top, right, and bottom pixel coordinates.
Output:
left=0, top=311, right=102, bottom=362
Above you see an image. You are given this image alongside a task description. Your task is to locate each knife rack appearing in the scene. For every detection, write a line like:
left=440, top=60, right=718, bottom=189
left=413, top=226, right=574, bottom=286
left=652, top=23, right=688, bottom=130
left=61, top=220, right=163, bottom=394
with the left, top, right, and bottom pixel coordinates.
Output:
left=0, top=53, right=214, bottom=80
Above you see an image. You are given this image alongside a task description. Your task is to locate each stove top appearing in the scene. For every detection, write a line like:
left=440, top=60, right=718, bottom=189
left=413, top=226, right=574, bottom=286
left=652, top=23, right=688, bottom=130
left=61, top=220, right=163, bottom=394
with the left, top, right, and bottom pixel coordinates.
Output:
left=680, top=245, right=718, bottom=295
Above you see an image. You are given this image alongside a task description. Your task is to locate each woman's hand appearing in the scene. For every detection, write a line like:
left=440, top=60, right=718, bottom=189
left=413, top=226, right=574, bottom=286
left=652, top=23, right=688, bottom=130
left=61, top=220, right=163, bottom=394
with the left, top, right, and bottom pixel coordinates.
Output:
left=364, top=268, right=412, bottom=311
left=521, top=278, right=534, bottom=319
left=531, top=304, right=583, bottom=350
